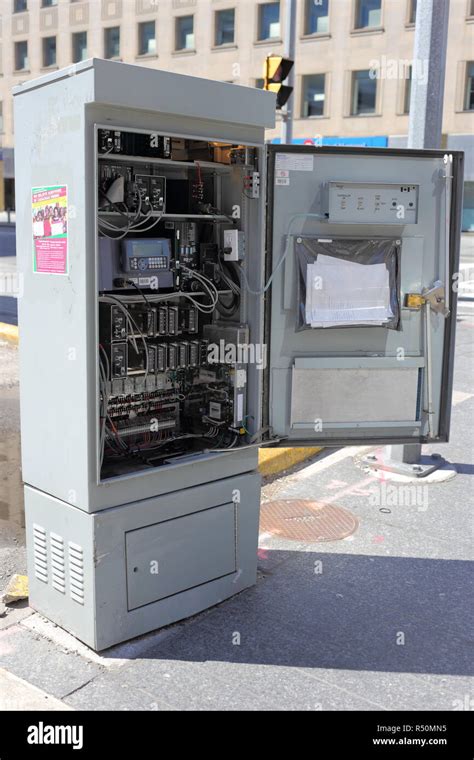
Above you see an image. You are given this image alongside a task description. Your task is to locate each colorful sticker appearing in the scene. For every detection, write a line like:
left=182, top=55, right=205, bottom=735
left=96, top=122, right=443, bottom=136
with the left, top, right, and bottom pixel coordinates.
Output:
left=275, top=169, right=290, bottom=186
left=32, top=185, right=68, bottom=275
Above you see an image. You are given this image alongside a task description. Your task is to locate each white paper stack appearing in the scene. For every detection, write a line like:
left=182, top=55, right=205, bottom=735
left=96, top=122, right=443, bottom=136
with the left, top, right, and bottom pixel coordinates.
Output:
left=305, top=254, right=393, bottom=328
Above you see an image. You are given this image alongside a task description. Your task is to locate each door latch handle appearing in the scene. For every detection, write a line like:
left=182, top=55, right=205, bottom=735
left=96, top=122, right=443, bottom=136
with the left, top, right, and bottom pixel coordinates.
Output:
left=405, top=281, right=449, bottom=317
left=422, top=280, right=449, bottom=317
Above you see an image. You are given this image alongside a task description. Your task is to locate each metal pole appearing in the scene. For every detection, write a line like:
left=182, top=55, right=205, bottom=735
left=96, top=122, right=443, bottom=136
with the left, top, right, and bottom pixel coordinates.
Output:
left=407, top=0, right=450, bottom=149
left=398, top=0, right=449, bottom=464
left=362, top=0, right=452, bottom=479
left=404, top=0, right=449, bottom=465
left=281, top=0, right=296, bottom=144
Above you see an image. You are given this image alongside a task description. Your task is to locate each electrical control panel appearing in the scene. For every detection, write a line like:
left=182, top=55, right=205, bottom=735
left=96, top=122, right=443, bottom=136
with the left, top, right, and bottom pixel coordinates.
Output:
left=326, top=181, right=419, bottom=224
left=98, top=162, right=166, bottom=215
left=133, top=175, right=166, bottom=213
left=98, top=128, right=172, bottom=159
left=99, top=237, right=174, bottom=290
left=97, top=126, right=254, bottom=479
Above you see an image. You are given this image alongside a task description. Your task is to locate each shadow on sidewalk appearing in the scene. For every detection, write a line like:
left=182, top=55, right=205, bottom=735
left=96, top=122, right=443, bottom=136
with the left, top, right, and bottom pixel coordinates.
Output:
left=123, top=551, right=473, bottom=678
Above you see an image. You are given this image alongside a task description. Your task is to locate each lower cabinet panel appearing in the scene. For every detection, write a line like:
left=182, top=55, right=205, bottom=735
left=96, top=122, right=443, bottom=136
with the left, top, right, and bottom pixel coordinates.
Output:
left=125, top=502, right=237, bottom=610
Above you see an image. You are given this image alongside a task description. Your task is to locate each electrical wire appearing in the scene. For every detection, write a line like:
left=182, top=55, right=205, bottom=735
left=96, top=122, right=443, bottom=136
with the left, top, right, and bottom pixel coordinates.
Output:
left=98, top=344, right=112, bottom=467
left=180, top=266, right=219, bottom=312
left=218, top=260, right=241, bottom=295
left=216, top=258, right=240, bottom=317
left=98, top=182, right=165, bottom=239
left=98, top=188, right=133, bottom=239
left=204, top=437, right=283, bottom=453
left=126, top=280, right=153, bottom=310
left=239, top=212, right=327, bottom=296
left=126, top=211, right=164, bottom=234
left=99, top=284, right=224, bottom=315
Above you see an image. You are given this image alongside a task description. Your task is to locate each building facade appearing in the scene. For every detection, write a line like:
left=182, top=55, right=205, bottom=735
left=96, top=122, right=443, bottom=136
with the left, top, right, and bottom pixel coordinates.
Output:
left=0, top=0, right=473, bottom=224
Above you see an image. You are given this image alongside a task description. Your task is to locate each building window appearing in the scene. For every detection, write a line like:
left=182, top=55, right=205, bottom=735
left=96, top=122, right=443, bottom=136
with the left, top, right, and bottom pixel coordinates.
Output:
left=104, top=26, right=120, bottom=59
left=470, top=0, right=474, bottom=17
left=302, top=74, right=326, bottom=116
left=14, top=40, right=28, bottom=71
left=42, top=36, right=56, bottom=67
left=465, top=61, right=474, bottom=110
left=351, top=69, right=377, bottom=114
left=255, top=78, right=264, bottom=88
left=305, top=0, right=329, bottom=34
left=258, top=2, right=280, bottom=40
left=408, top=0, right=417, bottom=23
left=354, top=0, right=381, bottom=29
left=403, top=65, right=412, bottom=113
left=138, top=21, right=156, bottom=55
left=13, top=0, right=27, bottom=12
left=215, top=8, right=235, bottom=46
left=72, top=31, right=87, bottom=63
left=175, top=15, right=194, bottom=50
left=41, top=0, right=57, bottom=6
left=0, top=103, right=3, bottom=133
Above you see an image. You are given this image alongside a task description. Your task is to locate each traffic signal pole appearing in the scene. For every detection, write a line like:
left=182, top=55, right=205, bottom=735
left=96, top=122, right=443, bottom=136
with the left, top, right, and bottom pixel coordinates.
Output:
left=407, top=0, right=450, bottom=149
left=362, top=0, right=454, bottom=480
left=281, top=0, right=297, bottom=144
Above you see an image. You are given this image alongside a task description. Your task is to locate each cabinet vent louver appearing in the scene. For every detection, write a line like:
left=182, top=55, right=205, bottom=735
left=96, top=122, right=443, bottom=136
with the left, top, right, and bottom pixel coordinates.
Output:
left=33, top=524, right=48, bottom=584
left=68, top=541, right=85, bottom=605
left=50, top=532, right=66, bottom=594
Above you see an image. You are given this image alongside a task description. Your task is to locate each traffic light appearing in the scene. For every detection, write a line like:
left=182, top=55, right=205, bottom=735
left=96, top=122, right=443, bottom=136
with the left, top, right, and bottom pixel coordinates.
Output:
left=263, top=55, right=294, bottom=109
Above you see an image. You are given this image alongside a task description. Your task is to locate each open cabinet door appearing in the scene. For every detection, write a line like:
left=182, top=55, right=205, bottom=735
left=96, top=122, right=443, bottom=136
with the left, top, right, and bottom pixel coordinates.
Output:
left=263, top=146, right=463, bottom=447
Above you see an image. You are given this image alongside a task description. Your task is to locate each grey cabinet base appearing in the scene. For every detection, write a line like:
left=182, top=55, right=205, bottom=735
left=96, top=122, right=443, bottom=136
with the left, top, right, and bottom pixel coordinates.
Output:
left=25, top=471, right=261, bottom=651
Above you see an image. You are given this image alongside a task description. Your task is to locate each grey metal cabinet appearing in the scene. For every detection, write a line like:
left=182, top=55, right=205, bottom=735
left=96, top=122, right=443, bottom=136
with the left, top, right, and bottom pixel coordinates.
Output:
left=14, top=60, right=463, bottom=650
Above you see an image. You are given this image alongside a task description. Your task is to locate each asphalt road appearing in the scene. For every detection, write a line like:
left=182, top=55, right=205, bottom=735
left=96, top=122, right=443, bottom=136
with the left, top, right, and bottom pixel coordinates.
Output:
left=0, top=252, right=18, bottom=325
left=0, top=296, right=17, bottom=325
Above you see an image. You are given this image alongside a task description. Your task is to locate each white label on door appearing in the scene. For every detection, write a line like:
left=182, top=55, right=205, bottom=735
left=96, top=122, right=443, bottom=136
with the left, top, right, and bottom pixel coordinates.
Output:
left=236, top=369, right=247, bottom=388
left=275, top=177, right=290, bottom=186
left=237, top=393, right=244, bottom=423
left=275, top=153, right=314, bottom=172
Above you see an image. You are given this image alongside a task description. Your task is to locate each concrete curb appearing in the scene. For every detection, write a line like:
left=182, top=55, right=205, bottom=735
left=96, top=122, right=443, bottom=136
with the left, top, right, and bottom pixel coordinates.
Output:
left=0, top=667, right=73, bottom=711
left=0, top=322, right=18, bottom=344
left=258, top=446, right=323, bottom=477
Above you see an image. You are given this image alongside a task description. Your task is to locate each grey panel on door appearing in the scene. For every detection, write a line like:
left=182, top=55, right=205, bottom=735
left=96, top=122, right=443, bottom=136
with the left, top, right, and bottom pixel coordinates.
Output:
left=126, top=502, right=237, bottom=610
left=290, top=367, right=421, bottom=426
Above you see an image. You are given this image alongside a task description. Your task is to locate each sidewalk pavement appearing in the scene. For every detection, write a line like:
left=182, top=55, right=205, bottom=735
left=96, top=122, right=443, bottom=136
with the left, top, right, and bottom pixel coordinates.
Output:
left=0, top=668, right=73, bottom=711
left=0, top=317, right=472, bottom=711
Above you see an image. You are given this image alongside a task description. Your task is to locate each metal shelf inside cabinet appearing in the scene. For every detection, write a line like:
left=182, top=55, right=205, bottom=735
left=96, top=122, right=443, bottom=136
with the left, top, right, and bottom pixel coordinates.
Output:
left=97, top=154, right=236, bottom=173
left=98, top=212, right=230, bottom=221
left=100, top=290, right=233, bottom=304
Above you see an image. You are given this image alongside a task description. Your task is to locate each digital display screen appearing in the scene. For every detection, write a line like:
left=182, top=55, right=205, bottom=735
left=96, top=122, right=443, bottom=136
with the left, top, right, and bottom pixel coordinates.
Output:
left=122, top=238, right=171, bottom=272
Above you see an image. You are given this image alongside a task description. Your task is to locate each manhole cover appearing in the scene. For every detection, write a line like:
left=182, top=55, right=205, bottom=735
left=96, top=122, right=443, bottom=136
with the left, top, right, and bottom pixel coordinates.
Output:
left=260, top=499, right=359, bottom=542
